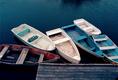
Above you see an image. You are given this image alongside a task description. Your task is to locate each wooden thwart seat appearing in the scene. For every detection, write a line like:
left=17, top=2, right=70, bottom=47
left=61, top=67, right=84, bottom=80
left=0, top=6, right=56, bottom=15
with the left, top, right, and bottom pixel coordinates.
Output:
left=94, top=38, right=108, bottom=42
left=93, top=35, right=108, bottom=42
left=38, top=54, right=44, bottom=63
left=99, top=45, right=117, bottom=50
left=0, top=46, right=9, bottom=60
left=94, top=37, right=108, bottom=42
left=17, top=28, right=30, bottom=37
left=83, top=26, right=93, bottom=31
left=46, top=28, right=62, bottom=36
left=108, top=56, right=118, bottom=60
left=54, top=38, right=70, bottom=44
left=16, top=48, right=29, bottom=64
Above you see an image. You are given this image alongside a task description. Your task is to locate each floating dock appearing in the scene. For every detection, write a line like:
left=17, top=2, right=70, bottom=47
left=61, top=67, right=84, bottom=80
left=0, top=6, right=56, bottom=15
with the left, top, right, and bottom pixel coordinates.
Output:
left=36, top=63, right=118, bottom=80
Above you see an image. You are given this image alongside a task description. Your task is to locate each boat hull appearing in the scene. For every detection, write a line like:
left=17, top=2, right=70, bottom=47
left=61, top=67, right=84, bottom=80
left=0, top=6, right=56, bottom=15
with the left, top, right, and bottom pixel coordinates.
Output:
left=62, top=24, right=104, bottom=59
left=11, top=24, right=55, bottom=51
left=46, top=28, right=81, bottom=64
left=57, top=49, right=80, bottom=64
left=76, top=42, right=103, bottom=58
left=0, top=44, right=60, bottom=65
left=92, top=34, right=118, bottom=64
left=73, top=18, right=101, bottom=35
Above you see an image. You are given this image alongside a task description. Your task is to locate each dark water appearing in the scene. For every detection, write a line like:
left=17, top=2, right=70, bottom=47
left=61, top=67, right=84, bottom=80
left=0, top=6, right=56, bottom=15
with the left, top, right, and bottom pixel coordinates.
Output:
left=1, top=0, right=118, bottom=45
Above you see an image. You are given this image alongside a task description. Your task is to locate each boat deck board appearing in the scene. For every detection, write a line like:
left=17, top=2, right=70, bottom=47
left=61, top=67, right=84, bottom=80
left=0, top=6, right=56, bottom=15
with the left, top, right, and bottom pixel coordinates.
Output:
left=63, top=27, right=84, bottom=41
left=16, top=48, right=29, bottom=64
left=0, top=46, right=9, bottom=59
left=49, top=33, right=65, bottom=41
left=56, top=41, right=76, bottom=57
left=38, top=54, right=44, bottom=63
left=36, top=64, right=118, bottom=80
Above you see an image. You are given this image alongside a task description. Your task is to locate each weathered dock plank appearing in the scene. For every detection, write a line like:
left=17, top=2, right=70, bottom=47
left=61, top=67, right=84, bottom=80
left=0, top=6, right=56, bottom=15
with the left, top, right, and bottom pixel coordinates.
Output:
left=36, top=64, right=118, bottom=80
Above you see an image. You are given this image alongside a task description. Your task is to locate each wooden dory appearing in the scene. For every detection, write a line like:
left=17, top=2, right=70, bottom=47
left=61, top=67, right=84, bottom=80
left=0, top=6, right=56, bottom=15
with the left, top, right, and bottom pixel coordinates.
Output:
left=11, top=24, right=55, bottom=51
left=0, top=44, right=60, bottom=64
left=46, top=28, right=81, bottom=64
left=92, top=34, right=118, bottom=64
left=73, top=19, right=101, bottom=35
left=62, top=24, right=103, bottom=58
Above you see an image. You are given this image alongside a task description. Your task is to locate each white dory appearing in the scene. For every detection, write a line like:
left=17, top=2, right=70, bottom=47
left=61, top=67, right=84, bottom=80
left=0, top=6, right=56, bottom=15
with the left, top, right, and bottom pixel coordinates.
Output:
left=46, top=28, right=81, bottom=64
left=74, top=18, right=101, bottom=35
left=11, top=24, right=55, bottom=51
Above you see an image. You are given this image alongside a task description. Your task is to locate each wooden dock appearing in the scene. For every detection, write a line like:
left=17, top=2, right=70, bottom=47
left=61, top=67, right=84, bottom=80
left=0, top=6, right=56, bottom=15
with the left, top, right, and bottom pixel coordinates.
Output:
left=36, top=63, right=118, bottom=80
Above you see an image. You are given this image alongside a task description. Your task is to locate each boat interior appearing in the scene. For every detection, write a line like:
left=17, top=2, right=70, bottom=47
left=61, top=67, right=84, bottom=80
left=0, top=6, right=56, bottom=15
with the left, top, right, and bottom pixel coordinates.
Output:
left=13, top=25, right=54, bottom=50
left=0, top=45, right=55, bottom=64
left=92, top=35, right=118, bottom=62
left=47, top=30, right=78, bottom=58
left=74, top=19, right=93, bottom=30
left=76, top=20, right=90, bottom=28
left=74, top=19, right=100, bottom=35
